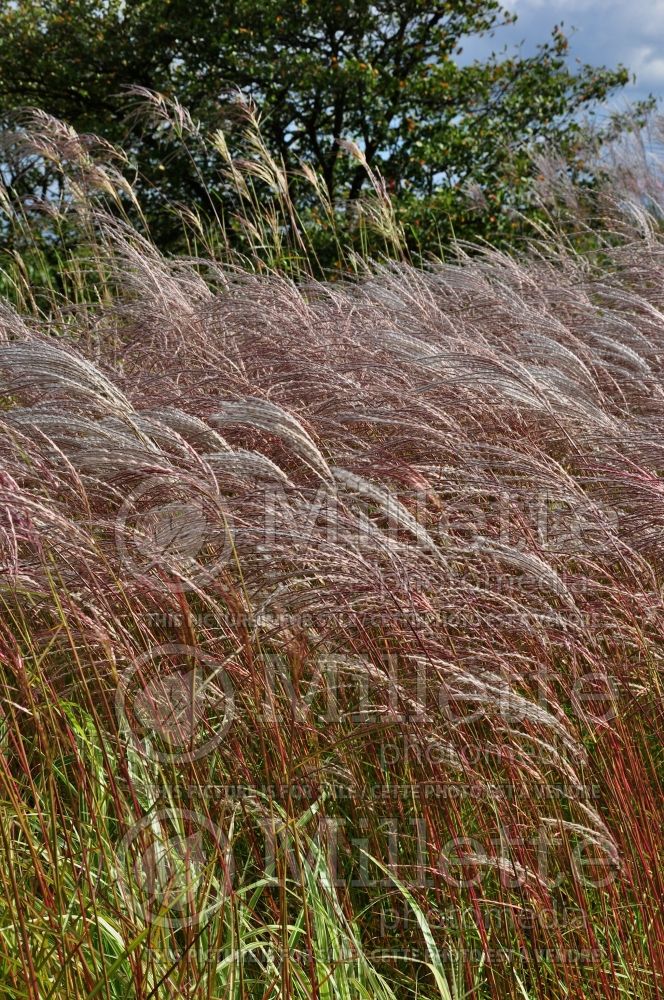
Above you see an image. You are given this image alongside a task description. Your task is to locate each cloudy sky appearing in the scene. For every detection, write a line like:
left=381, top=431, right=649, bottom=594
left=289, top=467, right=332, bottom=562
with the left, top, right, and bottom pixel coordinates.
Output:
left=463, top=0, right=664, bottom=112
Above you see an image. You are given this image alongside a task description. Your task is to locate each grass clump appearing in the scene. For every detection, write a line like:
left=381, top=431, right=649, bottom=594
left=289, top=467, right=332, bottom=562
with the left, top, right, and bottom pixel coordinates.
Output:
left=0, top=111, right=662, bottom=999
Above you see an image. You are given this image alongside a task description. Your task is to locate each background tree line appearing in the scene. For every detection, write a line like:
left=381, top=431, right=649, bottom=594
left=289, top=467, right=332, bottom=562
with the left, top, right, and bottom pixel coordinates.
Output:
left=0, top=0, right=654, bottom=269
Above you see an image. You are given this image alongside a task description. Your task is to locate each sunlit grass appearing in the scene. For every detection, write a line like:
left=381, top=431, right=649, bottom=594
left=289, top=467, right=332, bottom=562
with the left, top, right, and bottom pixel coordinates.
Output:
left=0, top=107, right=662, bottom=999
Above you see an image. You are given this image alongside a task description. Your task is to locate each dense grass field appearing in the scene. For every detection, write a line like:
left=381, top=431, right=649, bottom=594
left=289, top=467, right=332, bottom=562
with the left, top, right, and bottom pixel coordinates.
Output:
left=0, top=112, right=663, bottom=998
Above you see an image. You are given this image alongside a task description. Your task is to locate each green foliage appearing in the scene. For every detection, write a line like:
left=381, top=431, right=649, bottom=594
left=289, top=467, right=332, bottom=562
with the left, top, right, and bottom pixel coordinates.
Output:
left=0, top=0, right=652, bottom=261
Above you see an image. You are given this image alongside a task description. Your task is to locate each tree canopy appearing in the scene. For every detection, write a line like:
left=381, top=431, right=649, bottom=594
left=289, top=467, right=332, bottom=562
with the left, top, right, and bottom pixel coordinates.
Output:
left=0, top=0, right=651, bottom=259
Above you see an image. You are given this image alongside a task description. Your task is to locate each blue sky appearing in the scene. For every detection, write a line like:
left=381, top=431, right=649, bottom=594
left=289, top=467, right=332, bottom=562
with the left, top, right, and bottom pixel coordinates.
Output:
left=463, top=0, right=664, bottom=114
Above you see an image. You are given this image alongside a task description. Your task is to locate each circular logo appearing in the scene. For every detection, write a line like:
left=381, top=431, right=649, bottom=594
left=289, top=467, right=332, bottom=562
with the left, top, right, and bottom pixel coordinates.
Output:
left=116, top=644, right=236, bottom=763
left=115, top=475, right=235, bottom=592
left=115, top=808, right=235, bottom=929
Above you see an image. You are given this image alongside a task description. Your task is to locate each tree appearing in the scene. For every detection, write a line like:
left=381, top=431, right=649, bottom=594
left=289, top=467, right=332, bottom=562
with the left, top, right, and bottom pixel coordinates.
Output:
left=0, top=0, right=650, bottom=258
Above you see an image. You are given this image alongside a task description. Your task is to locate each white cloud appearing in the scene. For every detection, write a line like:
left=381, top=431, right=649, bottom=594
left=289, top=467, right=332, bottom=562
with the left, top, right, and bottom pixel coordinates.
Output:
left=629, top=46, right=664, bottom=86
left=464, top=0, right=664, bottom=106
